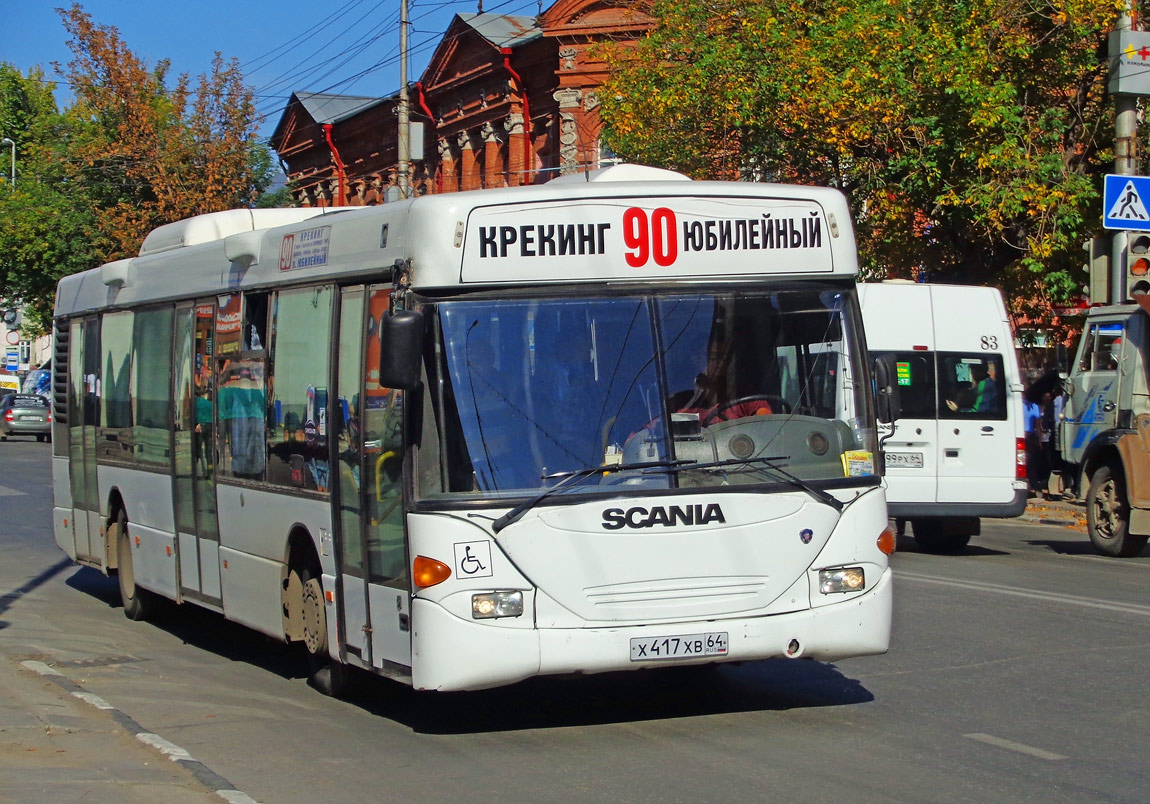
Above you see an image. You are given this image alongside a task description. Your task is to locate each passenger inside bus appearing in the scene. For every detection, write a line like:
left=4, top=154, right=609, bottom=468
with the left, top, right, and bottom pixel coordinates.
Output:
left=945, top=361, right=998, bottom=414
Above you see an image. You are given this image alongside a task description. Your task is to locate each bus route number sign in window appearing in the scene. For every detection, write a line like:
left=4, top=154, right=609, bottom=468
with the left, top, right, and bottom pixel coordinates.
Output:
left=896, top=361, right=912, bottom=387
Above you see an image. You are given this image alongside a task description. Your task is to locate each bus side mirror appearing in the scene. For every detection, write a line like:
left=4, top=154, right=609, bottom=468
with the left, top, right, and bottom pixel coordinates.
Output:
left=379, top=310, right=425, bottom=391
left=873, top=355, right=900, bottom=424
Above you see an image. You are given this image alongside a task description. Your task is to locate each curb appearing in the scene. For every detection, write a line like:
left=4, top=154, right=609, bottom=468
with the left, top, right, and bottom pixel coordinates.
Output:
left=20, top=660, right=260, bottom=804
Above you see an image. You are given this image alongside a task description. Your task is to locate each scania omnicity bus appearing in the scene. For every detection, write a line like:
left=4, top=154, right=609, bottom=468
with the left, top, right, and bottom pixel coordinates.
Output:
left=50, top=164, right=897, bottom=694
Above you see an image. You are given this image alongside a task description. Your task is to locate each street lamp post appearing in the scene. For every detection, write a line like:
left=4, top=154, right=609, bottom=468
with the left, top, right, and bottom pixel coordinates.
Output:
left=0, top=138, right=13, bottom=187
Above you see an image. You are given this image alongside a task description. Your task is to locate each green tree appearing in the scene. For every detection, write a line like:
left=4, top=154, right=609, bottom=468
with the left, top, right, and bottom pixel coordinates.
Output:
left=0, top=5, right=276, bottom=333
left=599, top=0, right=1120, bottom=325
left=0, top=63, right=96, bottom=333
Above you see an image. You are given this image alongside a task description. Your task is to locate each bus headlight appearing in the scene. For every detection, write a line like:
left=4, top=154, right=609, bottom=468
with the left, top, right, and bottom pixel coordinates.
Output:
left=819, top=567, right=865, bottom=594
left=472, top=591, right=524, bottom=619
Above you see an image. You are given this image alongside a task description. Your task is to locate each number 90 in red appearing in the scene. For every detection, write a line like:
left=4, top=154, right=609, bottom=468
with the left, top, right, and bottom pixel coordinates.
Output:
left=623, top=207, right=678, bottom=268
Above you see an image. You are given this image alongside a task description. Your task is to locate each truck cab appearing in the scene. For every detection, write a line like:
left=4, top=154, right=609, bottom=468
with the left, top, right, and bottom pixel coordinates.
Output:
left=1062, top=303, right=1150, bottom=556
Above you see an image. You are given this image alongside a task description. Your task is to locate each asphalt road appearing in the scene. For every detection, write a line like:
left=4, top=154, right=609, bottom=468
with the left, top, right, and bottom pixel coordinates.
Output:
left=1, top=438, right=1147, bottom=804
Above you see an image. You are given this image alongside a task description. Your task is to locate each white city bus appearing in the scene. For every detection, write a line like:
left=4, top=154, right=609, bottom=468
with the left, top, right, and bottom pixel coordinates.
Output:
left=50, top=165, right=896, bottom=694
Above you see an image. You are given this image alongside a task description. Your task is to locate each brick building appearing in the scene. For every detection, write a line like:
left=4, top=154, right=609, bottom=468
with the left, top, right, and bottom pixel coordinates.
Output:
left=269, top=1, right=655, bottom=207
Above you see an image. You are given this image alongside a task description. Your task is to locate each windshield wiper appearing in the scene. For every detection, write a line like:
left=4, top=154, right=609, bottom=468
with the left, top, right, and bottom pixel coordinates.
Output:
left=686, top=456, right=844, bottom=511
left=491, top=459, right=696, bottom=533
left=491, top=455, right=845, bottom=534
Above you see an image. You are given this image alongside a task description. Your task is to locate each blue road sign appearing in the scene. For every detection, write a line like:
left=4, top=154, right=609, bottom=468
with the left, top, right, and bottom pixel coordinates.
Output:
left=4, top=350, right=18, bottom=371
left=1104, top=174, right=1150, bottom=230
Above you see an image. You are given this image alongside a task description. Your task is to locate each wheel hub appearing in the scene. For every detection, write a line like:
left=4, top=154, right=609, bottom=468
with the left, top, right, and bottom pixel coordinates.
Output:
left=301, top=577, right=326, bottom=655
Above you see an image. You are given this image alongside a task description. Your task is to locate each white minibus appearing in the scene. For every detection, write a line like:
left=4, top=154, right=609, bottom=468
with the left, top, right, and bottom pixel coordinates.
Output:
left=859, top=281, right=1027, bottom=553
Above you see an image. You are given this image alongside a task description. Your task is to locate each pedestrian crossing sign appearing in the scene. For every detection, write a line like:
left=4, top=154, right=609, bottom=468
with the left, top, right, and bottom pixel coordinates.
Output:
left=1104, top=174, right=1150, bottom=231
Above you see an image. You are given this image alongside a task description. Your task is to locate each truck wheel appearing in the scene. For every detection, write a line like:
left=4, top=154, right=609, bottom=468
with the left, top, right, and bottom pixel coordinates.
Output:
left=1087, top=462, right=1149, bottom=557
left=911, top=519, right=971, bottom=554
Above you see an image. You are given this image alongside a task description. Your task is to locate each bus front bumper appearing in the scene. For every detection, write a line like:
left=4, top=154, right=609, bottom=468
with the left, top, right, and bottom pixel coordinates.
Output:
left=410, top=566, right=892, bottom=692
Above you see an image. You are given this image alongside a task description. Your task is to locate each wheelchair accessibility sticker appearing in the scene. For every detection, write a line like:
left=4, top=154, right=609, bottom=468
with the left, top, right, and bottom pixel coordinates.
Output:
left=454, top=541, right=493, bottom=578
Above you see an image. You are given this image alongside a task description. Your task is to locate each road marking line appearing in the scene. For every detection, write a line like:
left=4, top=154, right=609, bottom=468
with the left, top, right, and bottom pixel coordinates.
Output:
left=137, top=732, right=196, bottom=762
left=964, top=733, right=1068, bottom=761
left=0, top=485, right=25, bottom=496
left=72, top=691, right=115, bottom=710
left=22, top=660, right=62, bottom=676
left=897, top=571, right=1150, bottom=617
left=216, top=791, right=261, bottom=804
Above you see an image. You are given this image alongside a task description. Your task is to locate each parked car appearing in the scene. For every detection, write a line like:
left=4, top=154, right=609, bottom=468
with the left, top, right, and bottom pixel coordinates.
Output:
left=0, top=393, right=51, bottom=442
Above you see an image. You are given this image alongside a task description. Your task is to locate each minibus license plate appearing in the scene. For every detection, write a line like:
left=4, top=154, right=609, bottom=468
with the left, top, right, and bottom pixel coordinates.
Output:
left=886, top=451, right=923, bottom=468
left=630, top=632, right=728, bottom=661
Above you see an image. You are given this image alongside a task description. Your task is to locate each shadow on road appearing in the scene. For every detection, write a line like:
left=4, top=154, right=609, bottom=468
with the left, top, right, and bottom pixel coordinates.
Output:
left=64, top=566, right=309, bottom=682
left=894, top=533, right=1009, bottom=557
left=64, top=564, right=120, bottom=607
left=59, top=567, right=876, bottom=733
left=350, top=657, right=874, bottom=734
left=1027, top=537, right=1150, bottom=557
left=0, top=557, right=76, bottom=630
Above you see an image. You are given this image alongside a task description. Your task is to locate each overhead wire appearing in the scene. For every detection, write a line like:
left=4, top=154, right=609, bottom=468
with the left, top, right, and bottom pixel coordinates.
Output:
left=250, top=0, right=543, bottom=133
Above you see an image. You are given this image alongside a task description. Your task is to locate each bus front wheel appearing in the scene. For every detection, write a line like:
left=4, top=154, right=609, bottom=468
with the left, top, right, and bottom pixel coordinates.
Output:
left=1087, top=462, right=1148, bottom=557
left=298, top=565, right=353, bottom=697
left=115, top=510, right=154, bottom=621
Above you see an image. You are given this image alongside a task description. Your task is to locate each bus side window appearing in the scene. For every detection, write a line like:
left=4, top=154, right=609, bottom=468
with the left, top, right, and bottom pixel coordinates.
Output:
left=266, top=286, right=334, bottom=491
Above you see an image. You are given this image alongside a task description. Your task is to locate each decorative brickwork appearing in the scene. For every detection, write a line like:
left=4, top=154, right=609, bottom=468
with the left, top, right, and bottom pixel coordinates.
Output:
left=270, top=3, right=654, bottom=204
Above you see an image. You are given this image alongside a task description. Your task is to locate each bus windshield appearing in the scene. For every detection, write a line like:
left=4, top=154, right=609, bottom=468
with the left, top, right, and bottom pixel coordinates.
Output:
left=420, top=287, right=876, bottom=501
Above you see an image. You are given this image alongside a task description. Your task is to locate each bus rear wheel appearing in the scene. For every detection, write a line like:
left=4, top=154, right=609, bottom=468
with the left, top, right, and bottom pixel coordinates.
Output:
left=1087, top=462, right=1148, bottom=557
left=115, top=510, right=154, bottom=621
left=298, top=565, right=353, bottom=697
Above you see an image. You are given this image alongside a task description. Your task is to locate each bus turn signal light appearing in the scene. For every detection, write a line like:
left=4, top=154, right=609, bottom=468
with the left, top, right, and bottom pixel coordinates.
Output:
left=877, top=526, right=896, bottom=556
left=413, top=556, right=452, bottom=589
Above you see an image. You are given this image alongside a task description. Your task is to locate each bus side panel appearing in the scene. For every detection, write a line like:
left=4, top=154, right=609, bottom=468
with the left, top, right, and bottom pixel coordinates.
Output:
left=52, top=456, right=77, bottom=560
left=101, top=465, right=178, bottom=599
left=218, top=546, right=290, bottom=639
left=214, top=484, right=332, bottom=639
left=215, top=485, right=333, bottom=566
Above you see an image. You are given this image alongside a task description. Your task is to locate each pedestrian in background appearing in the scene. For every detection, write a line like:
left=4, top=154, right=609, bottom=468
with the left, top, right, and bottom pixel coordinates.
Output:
left=1039, top=389, right=1056, bottom=498
left=1023, top=386, right=1044, bottom=496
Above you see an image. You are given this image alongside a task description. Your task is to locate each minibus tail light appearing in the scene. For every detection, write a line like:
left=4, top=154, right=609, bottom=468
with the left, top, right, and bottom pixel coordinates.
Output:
left=1016, top=438, right=1027, bottom=479
left=413, top=556, right=451, bottom=589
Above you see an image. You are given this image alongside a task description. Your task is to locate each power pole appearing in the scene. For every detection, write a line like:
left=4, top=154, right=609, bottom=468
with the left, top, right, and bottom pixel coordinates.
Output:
left=1113, top=4, right=1139, bottom=303
left=397, top=0, right=411, bottom=200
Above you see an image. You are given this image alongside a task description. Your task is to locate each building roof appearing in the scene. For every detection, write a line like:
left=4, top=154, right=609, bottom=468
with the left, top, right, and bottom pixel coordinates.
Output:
left=269, top=91, right=394, bottom=151
left=294, top=91, right=389, bottom=126
left=455, top=13, right=542, bottom=50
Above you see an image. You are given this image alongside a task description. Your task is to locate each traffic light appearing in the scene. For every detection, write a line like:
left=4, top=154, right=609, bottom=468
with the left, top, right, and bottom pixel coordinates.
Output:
left=1128, top=234, right=1150, bottom=299
left=1084, top=236, right=1110, bottom=304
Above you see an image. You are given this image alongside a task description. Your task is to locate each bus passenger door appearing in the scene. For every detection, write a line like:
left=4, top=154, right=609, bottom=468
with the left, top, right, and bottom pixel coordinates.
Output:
left=68, top=317, right=101, bottom=563
left=333, top=285, right=412, bottom=675
left=172, top=300, right=222, bottom=604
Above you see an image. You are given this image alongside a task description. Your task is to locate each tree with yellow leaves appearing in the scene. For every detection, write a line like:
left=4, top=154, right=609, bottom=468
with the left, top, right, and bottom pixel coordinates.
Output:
left=58, top=3, right=275, bottom=259
left=599, top=0, right=1121, bottom=326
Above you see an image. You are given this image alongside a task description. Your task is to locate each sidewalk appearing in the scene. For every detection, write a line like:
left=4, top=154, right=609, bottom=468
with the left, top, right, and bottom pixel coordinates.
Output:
left=1018, top=492, right=1087, bottom=530
left=0, top=651, right=229, bottom=804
